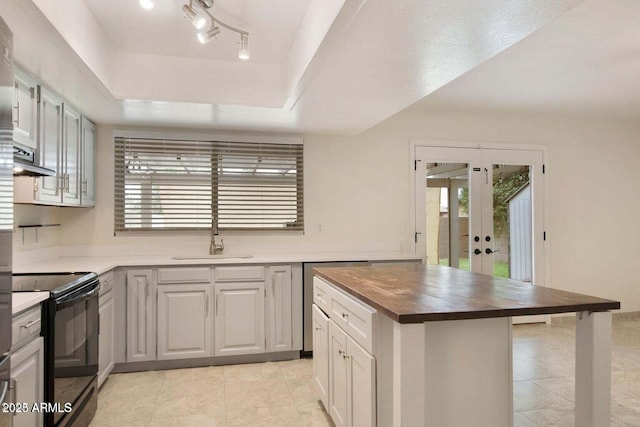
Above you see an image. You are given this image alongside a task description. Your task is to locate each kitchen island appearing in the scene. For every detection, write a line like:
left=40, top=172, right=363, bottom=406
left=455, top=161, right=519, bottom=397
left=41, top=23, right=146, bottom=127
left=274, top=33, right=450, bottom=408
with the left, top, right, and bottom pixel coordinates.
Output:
left=313, top=264, right=620, bottom=427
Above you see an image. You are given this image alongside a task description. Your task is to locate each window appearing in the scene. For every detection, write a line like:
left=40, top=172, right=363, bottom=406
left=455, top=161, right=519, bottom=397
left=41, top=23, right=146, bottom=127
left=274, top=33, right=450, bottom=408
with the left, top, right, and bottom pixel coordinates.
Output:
left=114, top=137, right=303, bottom=233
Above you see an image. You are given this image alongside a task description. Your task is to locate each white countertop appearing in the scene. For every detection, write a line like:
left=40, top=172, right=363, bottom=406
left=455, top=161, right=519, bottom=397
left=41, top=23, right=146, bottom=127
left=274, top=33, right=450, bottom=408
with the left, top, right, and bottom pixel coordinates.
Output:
left=12, top=292, right=49, bottom=315
left=14, top=252, right=422, bottom=275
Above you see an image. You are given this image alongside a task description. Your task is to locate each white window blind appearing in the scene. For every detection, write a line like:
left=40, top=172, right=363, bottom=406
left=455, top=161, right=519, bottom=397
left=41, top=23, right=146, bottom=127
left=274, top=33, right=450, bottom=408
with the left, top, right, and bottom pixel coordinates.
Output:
left=114, top=137, right=303, bottom=233
left=0, top=134, right=13, bottom=231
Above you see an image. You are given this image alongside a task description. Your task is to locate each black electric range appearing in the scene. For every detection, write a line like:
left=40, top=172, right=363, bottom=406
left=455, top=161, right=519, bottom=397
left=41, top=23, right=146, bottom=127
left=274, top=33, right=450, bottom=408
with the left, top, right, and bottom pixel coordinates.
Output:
left=13, top=272, right=99, bottom=427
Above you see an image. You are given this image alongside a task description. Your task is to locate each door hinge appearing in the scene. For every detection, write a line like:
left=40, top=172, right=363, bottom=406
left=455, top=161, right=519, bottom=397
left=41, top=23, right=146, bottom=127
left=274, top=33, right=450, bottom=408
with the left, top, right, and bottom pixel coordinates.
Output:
left=36, top=86, right=41, bottom=103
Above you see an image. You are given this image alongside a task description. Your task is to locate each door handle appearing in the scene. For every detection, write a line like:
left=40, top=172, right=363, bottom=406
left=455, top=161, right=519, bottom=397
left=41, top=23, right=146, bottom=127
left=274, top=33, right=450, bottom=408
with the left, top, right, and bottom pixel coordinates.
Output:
left=485, top=248, right=499, bottom=254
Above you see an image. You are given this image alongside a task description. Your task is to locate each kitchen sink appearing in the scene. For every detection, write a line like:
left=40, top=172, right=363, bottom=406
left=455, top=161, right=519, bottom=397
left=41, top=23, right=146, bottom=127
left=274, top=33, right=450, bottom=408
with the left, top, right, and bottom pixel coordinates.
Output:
left=171, top=255, right=253, bottom=260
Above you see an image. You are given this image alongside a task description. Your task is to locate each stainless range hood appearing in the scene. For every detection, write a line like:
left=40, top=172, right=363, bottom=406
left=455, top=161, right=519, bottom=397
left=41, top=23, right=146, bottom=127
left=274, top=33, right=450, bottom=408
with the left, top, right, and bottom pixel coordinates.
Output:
left=13, top=158, right=56, bottom=176
left=13, top=146, right=56, bottom=176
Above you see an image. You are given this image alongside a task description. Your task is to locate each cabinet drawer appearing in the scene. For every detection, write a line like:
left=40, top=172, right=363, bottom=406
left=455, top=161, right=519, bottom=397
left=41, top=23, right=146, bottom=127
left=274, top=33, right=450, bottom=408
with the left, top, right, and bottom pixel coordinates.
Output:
left=327, top=282, right=376, bottom=354
left=313, top=277, right=332, bottom=314
left=12, top=305, right=42, bottom=350
left=214, top=266, right=264, bottom=282
left=99, top=270, right=114, bottom=296
left=158, top=267, right=211, bottom=284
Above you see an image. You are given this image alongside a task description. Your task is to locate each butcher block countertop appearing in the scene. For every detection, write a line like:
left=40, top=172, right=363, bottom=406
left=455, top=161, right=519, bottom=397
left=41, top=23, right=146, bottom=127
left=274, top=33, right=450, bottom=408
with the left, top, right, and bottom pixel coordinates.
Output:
left=313, top=264, right=621, bottom=323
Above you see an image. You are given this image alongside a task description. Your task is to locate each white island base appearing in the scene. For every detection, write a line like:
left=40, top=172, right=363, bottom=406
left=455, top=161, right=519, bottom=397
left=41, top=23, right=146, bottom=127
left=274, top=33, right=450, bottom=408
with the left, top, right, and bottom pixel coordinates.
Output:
left=377, top=312, right=612, bottom=427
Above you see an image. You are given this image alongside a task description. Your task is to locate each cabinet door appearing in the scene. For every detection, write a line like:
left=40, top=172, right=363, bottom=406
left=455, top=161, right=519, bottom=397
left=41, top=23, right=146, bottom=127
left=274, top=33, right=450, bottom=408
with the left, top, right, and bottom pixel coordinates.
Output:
left=214, top=282, right=265, bottom=356
left=312, top=305, right=330, bottom=410
left=266, top=265, right=292, bottom=352
left=13, top=70, right=38, bottom=150
left=126, top=269, right=156, bottom=362
left=37, top=86, right=62, bottom=203
left=98, top=291, right=114, bottom=387
left=80, top=117, right=96, bottom=206
left=157, top=284, right=211, bottom=360
left=61, top=104, right=81, bottom=205
left=10, top=337, right=44, bottom=427
left=348, top=335, right=376, bottom=427
left=328, top=321, right=348, bottom=427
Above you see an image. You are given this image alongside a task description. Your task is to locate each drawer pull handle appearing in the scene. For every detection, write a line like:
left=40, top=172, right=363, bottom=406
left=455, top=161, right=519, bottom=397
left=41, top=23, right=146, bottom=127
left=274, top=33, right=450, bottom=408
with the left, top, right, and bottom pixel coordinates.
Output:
left=342, top=313, right=349, bottom=319
left=316, top=293, right=322, bottom=298
left=338, top=349, right=349, bottom=359
left=315, top=327, right=322, bottom=331
left=21, top=319, right=40, bottom=329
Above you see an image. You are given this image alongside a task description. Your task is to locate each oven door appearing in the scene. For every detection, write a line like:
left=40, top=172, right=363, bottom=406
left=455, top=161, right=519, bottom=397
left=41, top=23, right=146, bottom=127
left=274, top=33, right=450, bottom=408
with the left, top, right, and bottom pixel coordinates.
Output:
left=52, top=281, right=99, bottom=426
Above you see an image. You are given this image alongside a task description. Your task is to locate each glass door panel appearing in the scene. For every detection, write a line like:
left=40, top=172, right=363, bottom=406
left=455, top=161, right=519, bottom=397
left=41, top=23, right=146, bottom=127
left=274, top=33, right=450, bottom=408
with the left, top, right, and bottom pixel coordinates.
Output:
left=425, top=162, right=470, bottom=270
left=490, top=164, right=531, bottom=280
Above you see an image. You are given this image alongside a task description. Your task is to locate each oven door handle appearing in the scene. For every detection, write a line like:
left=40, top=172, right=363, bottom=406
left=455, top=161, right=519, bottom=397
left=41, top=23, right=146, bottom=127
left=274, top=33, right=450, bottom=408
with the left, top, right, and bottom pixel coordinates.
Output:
left=0, top=380, right=8, bottom=404
left=55, top=283, right=100, bottom=308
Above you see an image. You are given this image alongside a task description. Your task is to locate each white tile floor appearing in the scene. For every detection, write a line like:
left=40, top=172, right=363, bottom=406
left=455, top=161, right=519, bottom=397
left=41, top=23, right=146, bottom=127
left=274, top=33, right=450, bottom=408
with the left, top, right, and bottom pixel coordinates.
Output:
left=90, top=315, right=640, bottom=427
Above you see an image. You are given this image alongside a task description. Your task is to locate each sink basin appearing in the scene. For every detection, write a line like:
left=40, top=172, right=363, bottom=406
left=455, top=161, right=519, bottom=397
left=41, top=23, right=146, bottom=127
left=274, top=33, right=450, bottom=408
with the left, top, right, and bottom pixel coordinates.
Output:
left=172, top=255, right=253, bottom=260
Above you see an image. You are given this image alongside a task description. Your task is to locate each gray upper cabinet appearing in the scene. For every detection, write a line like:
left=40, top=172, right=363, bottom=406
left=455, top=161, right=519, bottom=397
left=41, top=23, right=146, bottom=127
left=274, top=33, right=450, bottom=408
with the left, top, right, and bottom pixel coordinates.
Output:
left=37, top=86, right=63, bottom=204
left=13, top=72, right=97, bottom=207
left=80, top=117, right=96, bottom=206
left=61, top=103, right=82, bottom=205
left=13, top=70, right=38, bottom=150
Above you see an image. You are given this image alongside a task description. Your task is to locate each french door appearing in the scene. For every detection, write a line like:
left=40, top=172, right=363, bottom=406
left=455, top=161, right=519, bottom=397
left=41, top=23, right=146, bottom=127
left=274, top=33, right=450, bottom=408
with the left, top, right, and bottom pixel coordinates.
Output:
left=414, top=146, right=545, bottom=302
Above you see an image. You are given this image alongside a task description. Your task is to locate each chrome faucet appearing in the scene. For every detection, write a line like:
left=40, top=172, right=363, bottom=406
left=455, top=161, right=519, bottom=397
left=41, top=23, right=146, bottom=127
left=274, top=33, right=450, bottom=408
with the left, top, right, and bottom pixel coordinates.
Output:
left=210, top=230, right=224, bottom=255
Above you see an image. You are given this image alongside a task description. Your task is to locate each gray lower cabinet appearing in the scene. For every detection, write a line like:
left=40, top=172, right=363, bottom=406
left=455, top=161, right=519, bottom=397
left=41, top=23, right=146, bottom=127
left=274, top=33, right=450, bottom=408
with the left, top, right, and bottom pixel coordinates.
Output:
left=312, top=305, right=330, bottom=409
left=314, top=278, right=376, bottom=427
left=10, top=337, right=44, bottom=427
left=121, top=264, right=299, bottom=366
left=266, top=265, right=293, bottom=352
left=98, top=272, right=115, bottom=387
left=157, top=283, right=212, bottom=360
left=126, top=269, right=156, bottom=362
left=214, top=281, right=265, bottom=356
left=11, top=304, right=44, bottom=427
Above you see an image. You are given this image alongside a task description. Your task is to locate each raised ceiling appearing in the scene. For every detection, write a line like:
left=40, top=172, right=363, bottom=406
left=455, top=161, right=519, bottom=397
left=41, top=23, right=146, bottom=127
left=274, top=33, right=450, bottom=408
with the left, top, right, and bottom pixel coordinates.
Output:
left=83, top=0, right=310, bottom=64
left=3, top=0, right=636, bottom=134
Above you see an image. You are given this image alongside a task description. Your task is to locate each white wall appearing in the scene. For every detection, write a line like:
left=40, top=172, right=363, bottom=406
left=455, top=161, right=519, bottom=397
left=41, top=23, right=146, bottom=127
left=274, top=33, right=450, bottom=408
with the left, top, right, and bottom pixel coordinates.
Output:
left=379, top=107, right=640, bottom=311
left=14, top=107, right=640, bottom=312
left=51, top=124, right=409, bottom=257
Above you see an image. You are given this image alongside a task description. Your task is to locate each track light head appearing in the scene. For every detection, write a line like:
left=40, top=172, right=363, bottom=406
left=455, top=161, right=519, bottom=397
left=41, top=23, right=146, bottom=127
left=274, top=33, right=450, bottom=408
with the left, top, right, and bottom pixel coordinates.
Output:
left=139, top=0, right=155, bottom=10
left=198, top=26, right=221, bottom=44
left=182, top=4, right=207, bottom=30
left=238, top=34, right=249, bottom=60
left=196, top=0, right=214, bottom=9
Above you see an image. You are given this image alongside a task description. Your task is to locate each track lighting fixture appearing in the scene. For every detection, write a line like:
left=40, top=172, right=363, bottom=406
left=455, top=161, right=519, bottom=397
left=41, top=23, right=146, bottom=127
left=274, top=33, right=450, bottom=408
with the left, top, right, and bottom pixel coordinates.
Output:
left=198, top=26, right=221, bottom=44
left=178, top=0, right=249, bottom=59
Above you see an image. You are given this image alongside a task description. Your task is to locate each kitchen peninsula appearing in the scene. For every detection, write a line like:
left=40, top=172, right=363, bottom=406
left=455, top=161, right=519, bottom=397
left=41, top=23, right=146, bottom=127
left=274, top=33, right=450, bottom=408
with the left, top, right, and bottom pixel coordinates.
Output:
left=312, top=264, right=620, bottom=427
